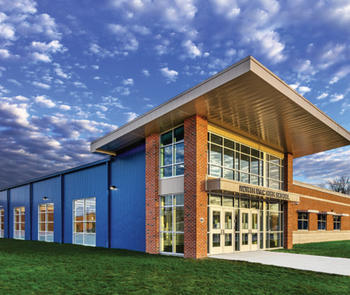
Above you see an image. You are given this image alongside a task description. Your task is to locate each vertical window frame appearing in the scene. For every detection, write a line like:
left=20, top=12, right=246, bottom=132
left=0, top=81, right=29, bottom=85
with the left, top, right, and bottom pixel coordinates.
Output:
left=13, top=206, right=25, bottom=240
left=297, top=212, right=309, bottom=230
left=317, top=213, right=327, bottom=230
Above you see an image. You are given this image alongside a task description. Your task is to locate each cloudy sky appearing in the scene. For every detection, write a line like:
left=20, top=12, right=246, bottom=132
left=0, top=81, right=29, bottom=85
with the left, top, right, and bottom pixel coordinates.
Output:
left=0, top=0, right=349, bottom=189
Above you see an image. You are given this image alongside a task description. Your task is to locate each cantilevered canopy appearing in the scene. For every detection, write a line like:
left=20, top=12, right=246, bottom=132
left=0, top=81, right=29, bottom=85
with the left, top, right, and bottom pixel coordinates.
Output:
left=91, top=56, right=350, bottom=158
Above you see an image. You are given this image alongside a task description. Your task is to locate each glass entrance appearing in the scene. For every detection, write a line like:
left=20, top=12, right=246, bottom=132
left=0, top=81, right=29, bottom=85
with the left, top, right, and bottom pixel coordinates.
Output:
left=240, top=209, right=259, bottom=251
left=209, top=207, right=235, bottom=254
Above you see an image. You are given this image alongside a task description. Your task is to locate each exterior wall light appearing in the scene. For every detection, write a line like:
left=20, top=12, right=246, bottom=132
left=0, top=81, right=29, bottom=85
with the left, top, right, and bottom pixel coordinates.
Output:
left=109, top=186, right=118, bottom=191
left=42, top=196, right=48, bottom=201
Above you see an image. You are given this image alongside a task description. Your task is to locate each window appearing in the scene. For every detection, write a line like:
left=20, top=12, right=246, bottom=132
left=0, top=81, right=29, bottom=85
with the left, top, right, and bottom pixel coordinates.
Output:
left=160, top=126, right=184, bottom=178
left=73, top=198, right=96, bottom=246
left=0, top=208, right=4, bottom=238
left=333, top=215, right=341, bottom=230
left=14, top=207, right=25, bottom=240
left=208, top=132, right=284, bottom=189
left=160, top=194, right=184, bottom=254
left=266, top=201, right=284, bottom=248
left=297, top=212, right=309, bottom=230
left=38, top=204, right=54, bottom=242
left=318, top=214, right=327, bottom=230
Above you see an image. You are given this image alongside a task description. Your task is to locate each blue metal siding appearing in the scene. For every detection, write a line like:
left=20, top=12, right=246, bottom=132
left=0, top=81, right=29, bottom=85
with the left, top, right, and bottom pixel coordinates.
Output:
left=9, top=185, right=31, bottom=240
left=0, top=190, right=9, bottom=238
left=63, top=164, right=108, bottom=247
left=32, top=177, right=62, bottom=243
left=110, top=143, right=146, bottom=252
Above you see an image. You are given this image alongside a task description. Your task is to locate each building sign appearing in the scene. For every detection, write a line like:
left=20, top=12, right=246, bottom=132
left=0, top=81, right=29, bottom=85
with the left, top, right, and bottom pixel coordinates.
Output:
left=239, top=185, right=289, bottom=200
left=205, top=178, right=300, bottom=203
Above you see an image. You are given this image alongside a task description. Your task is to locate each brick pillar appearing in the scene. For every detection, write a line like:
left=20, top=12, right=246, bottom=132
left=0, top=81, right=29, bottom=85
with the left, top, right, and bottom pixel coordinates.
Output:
left=145, top=134, right=160, bottom=254
left=326, top=214, right=333, bottom=231
left=184, top=115, right=208, bottom=259
left=309, top=213, right=318, bottom=231
left=283, top=153, right=293, bottom=249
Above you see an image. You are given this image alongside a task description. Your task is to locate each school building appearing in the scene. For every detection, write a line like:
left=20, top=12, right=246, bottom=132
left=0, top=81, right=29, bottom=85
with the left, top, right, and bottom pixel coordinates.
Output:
left=1, top=56, right=350, bottom=258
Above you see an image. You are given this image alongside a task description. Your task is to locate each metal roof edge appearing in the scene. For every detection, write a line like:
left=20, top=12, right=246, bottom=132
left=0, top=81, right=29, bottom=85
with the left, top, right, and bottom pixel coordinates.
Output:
left=0, top=157, right=111, bottom=192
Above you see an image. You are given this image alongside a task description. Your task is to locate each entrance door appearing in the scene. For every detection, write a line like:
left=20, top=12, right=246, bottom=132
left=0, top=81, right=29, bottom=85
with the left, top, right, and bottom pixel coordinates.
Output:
left=209, top=207, right=234, bottom=254
left=240, top=209, right=259, bottom=251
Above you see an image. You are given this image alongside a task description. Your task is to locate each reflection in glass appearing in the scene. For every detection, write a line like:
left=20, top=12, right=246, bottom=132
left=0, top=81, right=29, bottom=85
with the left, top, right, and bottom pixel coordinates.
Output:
left=213, top=211, right=221, bottom=229
left=242, top=233, right=248, bottom=245
left=225, top=212, right=232, bottom=229
left=213, top=234, right=220, bottom=247
left=242, top=213, right=248, bottom=230
left=225, top=234, right=232, bottom=246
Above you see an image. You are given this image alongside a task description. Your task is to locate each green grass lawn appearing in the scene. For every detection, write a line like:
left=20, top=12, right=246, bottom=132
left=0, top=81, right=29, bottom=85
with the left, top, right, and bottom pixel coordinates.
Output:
left=275, top=240, right=350, bottom=259
left=0, top=240, right=350, bottom=295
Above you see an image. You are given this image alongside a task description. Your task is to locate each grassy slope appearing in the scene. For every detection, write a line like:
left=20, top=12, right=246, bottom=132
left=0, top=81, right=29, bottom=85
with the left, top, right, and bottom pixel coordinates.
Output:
left=0, top=239, right=349, bottom=295
left=275, top=240, right=350, bottom=259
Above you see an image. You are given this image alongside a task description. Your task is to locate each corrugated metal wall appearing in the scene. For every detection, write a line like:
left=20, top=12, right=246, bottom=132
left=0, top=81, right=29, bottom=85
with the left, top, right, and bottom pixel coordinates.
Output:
left=0, top=143, right=146, bottom=252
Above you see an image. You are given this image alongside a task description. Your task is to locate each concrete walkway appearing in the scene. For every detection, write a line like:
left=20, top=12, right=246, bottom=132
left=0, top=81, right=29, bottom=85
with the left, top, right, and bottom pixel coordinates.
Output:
left=210, top=251, right=350, bottom=276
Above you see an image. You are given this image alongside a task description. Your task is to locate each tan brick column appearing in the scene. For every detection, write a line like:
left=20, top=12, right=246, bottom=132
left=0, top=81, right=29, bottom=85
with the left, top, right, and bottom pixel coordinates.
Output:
left=145, top=134, right=160, bottom=254
left=284, top=153, right=294, bottom=249
left=184, top=115, right=208, bottom=259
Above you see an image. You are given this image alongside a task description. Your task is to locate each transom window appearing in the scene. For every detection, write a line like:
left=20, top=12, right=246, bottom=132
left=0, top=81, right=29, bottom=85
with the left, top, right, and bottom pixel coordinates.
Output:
left=317, top=214, right=327, bottom=230
left=14, top=207, right=25, bottom=240
left=38, top=203, right=54, bottom=242
left=208, top=132, right=284, bottom=189
left=297, top=212, right=309, bottom=230
left=0, top=208, right=4, bottom=238
left=160, top=126, right=184, bottom=178
left=333, top=215, right=341, bottom=230
left=160, top=194, right=184, bottom=254
left=73, top=198, right=96, bottom=247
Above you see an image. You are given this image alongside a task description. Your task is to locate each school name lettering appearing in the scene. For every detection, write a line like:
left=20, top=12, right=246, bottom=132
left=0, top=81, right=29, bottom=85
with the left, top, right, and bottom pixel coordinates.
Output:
left=239, top=185, right=289, bottom=200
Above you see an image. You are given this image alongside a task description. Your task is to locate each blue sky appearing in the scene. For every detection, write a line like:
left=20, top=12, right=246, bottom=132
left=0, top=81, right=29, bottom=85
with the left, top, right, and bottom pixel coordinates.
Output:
left=0, top=0, right=349, bottom=188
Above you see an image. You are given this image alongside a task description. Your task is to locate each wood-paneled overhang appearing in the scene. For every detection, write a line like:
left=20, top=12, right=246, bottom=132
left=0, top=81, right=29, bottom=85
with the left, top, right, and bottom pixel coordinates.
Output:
left=91, top=56, right=350, bottom=158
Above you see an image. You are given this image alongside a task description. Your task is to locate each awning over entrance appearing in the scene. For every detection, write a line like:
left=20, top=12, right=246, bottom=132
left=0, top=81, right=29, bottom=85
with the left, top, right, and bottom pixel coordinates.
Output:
left=206, top=178, right=300, bottom=203
left=91, top=56, right=350, bottom=158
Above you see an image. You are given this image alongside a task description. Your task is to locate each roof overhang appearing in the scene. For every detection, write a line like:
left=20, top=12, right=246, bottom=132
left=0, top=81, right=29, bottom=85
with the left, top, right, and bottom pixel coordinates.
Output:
left=91, top=56, right=350, bottom=158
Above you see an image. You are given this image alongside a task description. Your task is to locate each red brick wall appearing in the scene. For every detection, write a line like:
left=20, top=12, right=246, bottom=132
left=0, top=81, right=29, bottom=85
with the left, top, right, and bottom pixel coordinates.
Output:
left=184, top=115, right=208, bottom=259
left=145, top=134, right=160, bottom=254
left=289, top=184, right=350, bottom=234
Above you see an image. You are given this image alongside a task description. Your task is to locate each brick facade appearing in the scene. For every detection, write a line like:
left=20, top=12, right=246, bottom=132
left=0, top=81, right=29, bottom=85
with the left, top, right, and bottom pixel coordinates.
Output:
left=184, top=115, right=208, bottom=258
left=145, top=134, right=160, bottom=254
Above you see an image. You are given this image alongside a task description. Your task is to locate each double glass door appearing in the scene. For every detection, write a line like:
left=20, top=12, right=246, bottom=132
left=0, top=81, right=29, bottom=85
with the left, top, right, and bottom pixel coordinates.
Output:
left=240, top=209, right=259, bottom=251
left=209, top=207, right=235, bottom=254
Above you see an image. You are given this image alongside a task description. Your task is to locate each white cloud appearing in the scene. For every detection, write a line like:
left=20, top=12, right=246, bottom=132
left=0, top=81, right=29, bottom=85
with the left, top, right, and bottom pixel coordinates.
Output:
left=183, top=40, right=201, bottom=58
left=132, top=25, right=150, bottom=35
left=31, top=40, right=66, bottom=53
left=32, top=52, right=51, bottom=63
left=21, top=13, right=61, bottom=39
left=329, top=66, right=350, bottom=85
left=35, top=95, right=56, bottom=108
left=32, top=81, right=51, bottom=89
left=0, top=22, right=15, bottom=40
left=160, top=67, right=178, bottom=82
left=59, top=104, right=71, bottom=111
left=14, top=95, right=29, bottom=101
left=73, top=81, right=87, bottom=89
left=142, top=69, right=150, bottom=76
left=330, top=94, right=344, bottom=103
left=317, top=92, right=328, bottom=100
left=0, top=48, right=10, bottom=58
left=0, top=0, right=37, bottom=14
left=0, top=101, right=30, bottom=127
left=122, top=78, right=134, bottom=86
left=298, top=86, right=311, bottom=95
left=210, top=0, right=240, bottom=19
left=125, top=111, right=138, bottom=122
left=54, top=67, right=69, bottom=79
left=319, top=43, right=346, bottom=69
left=91, top=65, right=99, bottom=70
left=108, top=24, right=139, bottom=51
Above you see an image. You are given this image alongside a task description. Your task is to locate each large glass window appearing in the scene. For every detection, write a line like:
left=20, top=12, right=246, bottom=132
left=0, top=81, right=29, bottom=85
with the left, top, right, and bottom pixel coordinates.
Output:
left=208, top=132, right=283, bottom=189
left=14, top=207, right=25, bottom=240
left=0, top=208, right=4, bottom=238
left=38, top=204, right=54, bottom=242
left=317, top=214, right=327, bottom=230
left=266, top=201, right=284, bottom=248
left=297, top=212, right=309, bottom=230
left=73, top=198, right=96, bottom=246
left=160, top=126, right=184, bottom=178
left=333, top=215, right=341, bottom=230
left=160, top=194, right=184, bottom=254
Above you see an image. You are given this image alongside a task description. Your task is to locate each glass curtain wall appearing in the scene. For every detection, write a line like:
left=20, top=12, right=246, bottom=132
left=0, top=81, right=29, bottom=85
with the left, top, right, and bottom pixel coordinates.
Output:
left=160, top=194, right=184, bottom=254
left=266, top=201, right=284, bottom=248
left=208, top=132, right=284, bottom=190
left=73, top=198, right=96, bottom=246
left=38, top=203, right=54, bottom=242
